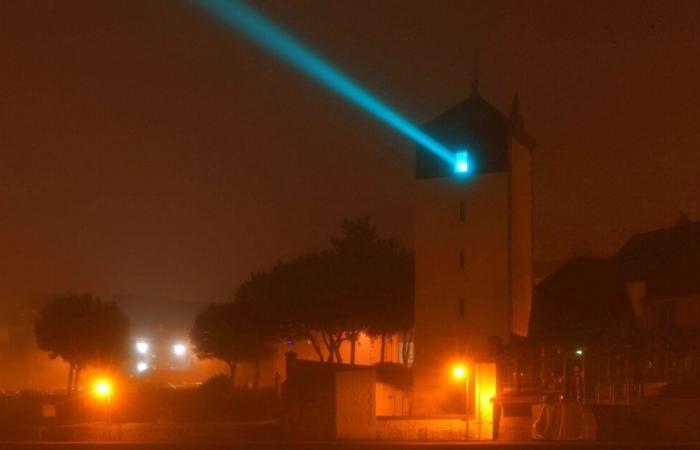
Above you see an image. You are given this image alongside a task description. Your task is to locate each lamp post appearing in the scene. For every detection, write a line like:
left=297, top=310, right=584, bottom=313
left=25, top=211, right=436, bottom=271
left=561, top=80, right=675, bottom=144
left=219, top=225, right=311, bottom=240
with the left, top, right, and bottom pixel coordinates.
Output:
left=93, top=378, right=113, bottom=424
left=452, top=364, right=469, bottom=441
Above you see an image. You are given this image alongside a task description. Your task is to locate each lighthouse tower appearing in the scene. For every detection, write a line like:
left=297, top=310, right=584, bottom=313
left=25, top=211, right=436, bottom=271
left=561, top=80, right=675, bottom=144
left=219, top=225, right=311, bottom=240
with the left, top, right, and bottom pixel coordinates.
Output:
left=412, top=80, right=534, bottom=415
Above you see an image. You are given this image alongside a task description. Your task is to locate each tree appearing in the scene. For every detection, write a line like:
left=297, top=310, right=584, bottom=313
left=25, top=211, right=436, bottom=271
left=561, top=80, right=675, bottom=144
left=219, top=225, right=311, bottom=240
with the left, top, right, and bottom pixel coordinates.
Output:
left=236, top=254, right=339, bottom=363
left=330, top=218, right=414, bottom=365
left=222, top=217, right=415, bottom=366
left=34, top=293, right=130, bottom=393
left=190, top=300, right=276, bottom=387
left=364, top=238, right=414, bottom=366
left=262, top=217, right=415, bottom=365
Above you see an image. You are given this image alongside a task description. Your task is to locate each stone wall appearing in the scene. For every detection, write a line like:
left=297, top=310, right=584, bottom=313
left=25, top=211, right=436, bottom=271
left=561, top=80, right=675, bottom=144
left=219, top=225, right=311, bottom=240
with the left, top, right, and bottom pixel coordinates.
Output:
left=495, top=400, right=534, bottom=440
left=377, top=417, right=488, bottom=440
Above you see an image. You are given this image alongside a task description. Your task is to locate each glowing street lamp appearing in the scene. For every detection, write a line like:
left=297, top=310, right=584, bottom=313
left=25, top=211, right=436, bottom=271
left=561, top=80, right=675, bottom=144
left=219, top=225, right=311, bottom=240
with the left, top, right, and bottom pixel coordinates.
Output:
left=452, top=364, right=469, bottom=440
left=136, top=361, right=149, bottom=373
left=93, top=378, right=114, bottom=423
left=172, top=343, right=187, bottom=357
left=93, top=379, right=112, bottom=398
left=135, top=341, right=150, bottom=355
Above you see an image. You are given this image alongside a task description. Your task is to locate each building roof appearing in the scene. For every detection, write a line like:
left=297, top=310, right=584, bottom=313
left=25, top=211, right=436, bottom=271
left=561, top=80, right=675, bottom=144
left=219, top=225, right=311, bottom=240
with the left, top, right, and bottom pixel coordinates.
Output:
left=416, top=85, right=534, bottom=179
left=615, top=215, right=700, bottom=301
left=529, top=215, right=700, bottom=344
left=528, top=257, right=638, bottom=346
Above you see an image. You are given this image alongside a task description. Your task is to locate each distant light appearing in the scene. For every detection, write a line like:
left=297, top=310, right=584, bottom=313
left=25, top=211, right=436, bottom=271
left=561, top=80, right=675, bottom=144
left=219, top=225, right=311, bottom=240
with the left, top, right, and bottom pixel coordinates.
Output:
left=172, top=343, right=187, bottom=357
left=135, top=341, right=149, bottom=355
left=136, top=361, right=148, bottom=373
left=93, top=379, right=112, bottom=398
left=575, top=348, right=584, bottom=357
left=454, top=151, right=469, bottom=174
left=452, top=365, right=467, bottom=380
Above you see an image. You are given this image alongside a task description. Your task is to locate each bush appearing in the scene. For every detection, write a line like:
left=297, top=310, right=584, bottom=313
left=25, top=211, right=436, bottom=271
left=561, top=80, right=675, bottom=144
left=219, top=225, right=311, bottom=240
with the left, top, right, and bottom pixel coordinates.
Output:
left=189, top=375, right=233, bottom=421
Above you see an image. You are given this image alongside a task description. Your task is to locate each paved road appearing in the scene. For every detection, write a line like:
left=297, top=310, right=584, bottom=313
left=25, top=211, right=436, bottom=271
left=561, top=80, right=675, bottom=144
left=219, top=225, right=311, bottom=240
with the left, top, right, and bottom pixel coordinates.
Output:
left=1, top=442, right=699, bottom=450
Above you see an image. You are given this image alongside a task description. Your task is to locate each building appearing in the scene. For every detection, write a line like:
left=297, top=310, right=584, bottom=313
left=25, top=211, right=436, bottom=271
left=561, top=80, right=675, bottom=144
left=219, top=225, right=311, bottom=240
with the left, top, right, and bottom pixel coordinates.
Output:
left=412, top=81, right=535, bottom=415
left=517, top=214, right=700, bottom=402
left=616, top=214, right=700, bottom=384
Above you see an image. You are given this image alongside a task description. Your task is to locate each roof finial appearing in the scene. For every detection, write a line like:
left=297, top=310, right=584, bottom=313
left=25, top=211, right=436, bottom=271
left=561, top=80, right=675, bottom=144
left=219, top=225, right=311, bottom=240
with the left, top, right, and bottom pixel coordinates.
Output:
left=470, top=68, right=480, bottom=97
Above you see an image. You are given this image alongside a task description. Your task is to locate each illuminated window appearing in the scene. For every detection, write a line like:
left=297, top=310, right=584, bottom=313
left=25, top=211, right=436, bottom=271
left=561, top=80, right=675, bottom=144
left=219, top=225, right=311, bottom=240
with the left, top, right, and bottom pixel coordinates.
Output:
left=458, top=298, right=465, bottom=318
left=454, top=151, right=469, bottom=174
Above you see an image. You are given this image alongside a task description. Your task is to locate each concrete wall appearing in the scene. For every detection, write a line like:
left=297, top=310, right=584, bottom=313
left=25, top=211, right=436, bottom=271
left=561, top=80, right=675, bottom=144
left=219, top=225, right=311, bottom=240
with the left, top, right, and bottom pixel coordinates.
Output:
left=376, top=417, right=491, bottom=440
left=509, top=138, right=533, bottom=337
left=235, top=333, right=404, bottom=390
left=335, top=370, right=376, bottom=440
left=413, top=173, right=510, bottom=415
left=285, top=358, right=379, bottom=441
left=376, top=382, right=410, bottom=416
left=593, top=399, right=700, bottom=442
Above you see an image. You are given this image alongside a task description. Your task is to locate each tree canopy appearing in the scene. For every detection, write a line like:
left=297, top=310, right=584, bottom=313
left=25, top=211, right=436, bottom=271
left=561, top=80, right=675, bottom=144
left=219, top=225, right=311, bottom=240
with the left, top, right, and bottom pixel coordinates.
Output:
left=34, top=293, right=130, bottom=393
left=190, top=300, right=277, bottom=386
left=223, top=217, right=414, bottom=365
left=191, top=217, right=414, bottom=372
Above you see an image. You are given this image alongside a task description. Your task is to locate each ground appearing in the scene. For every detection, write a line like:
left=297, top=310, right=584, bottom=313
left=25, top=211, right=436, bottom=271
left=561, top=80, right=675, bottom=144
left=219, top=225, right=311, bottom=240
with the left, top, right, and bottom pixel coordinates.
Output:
left=2, top=442, right=700, bottom=450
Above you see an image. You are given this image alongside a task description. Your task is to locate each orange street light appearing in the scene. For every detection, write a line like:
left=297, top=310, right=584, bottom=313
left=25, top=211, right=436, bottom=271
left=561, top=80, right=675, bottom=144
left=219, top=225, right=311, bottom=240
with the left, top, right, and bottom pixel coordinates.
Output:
left=93, top=379, right=112, bottom=398
left=92, top=378, right=114, bottom=423
left=451, top=364, right=469, bottom=440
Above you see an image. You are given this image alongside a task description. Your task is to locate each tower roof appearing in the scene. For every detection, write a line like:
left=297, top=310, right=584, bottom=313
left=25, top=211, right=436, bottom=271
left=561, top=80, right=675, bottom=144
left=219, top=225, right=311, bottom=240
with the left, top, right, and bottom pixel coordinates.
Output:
left=416, top=89, right=534, bottom=179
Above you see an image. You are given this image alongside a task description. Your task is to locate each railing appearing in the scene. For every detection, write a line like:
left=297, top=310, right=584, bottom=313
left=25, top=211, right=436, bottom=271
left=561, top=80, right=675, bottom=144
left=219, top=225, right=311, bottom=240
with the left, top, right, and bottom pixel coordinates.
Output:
left=499, top=376, right=643, bottom=405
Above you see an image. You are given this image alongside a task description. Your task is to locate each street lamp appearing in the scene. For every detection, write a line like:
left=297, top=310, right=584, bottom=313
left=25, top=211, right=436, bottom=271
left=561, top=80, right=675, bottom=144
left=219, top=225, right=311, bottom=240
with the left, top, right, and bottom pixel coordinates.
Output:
left=92, top=378, right=113, bottom=423
left=136, top=361, right=149, bottom=373
left=172, top=343, right=187, bottom=357
left=452, top=364, right=469, bottom=441
left=135, top=340, right=150, bottom=355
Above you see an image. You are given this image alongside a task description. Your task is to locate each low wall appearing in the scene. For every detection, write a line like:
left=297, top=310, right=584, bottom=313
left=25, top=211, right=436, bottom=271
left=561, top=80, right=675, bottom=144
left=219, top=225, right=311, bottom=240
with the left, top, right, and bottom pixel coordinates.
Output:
left=594, top=399, right=700, bottom=442
left=377, top=416, right=485, bottom=440
left=4, top=422, right=285, bottom=442
left=497, top=398, right=700, bottom=442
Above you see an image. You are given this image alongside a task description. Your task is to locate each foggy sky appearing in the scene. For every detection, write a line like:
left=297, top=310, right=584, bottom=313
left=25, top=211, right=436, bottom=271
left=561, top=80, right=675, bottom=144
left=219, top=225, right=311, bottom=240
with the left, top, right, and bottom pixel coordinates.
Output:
left=1, top=0, right=699, bottom=310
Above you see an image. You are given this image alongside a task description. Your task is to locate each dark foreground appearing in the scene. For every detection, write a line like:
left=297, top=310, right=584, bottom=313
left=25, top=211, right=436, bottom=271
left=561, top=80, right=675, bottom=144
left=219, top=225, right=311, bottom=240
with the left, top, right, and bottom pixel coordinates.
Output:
left=1, top=442, right=700, bottom=450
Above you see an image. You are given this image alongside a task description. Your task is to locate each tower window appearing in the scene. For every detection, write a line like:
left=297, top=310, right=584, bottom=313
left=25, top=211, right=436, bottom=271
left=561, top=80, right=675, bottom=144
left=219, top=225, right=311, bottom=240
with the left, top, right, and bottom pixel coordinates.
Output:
left=459, top=201, right=465, bottom=222
left=459, top=250, right=465, bottom=269
left=458, top=298, right=465, bottom=318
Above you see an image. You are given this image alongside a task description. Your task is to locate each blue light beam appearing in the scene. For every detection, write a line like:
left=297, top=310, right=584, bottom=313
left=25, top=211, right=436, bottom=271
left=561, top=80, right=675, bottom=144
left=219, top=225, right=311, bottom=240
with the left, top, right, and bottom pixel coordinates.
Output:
left=194, top=0, right=454, bottom=165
